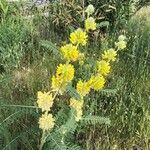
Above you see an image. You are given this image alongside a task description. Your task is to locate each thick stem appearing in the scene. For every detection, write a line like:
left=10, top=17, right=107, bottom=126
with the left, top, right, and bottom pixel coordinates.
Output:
left=39, top=130, right=46, bottom=150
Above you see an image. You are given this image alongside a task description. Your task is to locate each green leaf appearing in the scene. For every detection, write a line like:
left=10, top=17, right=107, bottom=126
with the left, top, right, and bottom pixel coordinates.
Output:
left=65, top=83, right=81, bottom=100
left=0, top=0, right=8, bottom=15
left=81, top=116, right=111, bottom=125
left=39, top=40, right=59, bottom=55
left=101, top=89, right=117, bottom=97
left=97, top=21, right=109, bottom=28
left=66, top=143, right=81, bottom=150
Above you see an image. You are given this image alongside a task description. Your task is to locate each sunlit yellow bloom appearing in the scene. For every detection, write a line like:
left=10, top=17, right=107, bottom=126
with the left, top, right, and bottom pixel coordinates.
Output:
left=39, top=113, right=55, bottom=130
left=85, top=17, right=96, bottom=31
left=56, top=64, right=75, bottom=82
left=102, top=49, right=117, bottom=62
left=70, top=98, right=84, bottom=109
left=51, top=64, right=75, bottom=93
left=76, top=80, right=91, bottom=96
left=70, top=28, right=88, bottom=46
left=70, top=98, right=83, bottom=122
left=115, top=41, right=126, bottom=49
left=89, top=75, right=105, bottom=91
left=118, top=35, right=126, bottom=41
left=37, top=91, right=54, bottom=112
left=51, top=75, right=65, bottom=93
left=85, top=4, right=95, bottom=15
left=61, top=44, right=79, bottom=62
left=97, top=60, right=111, bottom=76
left=75, top=109, right=83, bottom=122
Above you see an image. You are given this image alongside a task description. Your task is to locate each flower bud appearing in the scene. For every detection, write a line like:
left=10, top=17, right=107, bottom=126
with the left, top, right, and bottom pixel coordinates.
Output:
left=85, top=4, right=95, bottom=15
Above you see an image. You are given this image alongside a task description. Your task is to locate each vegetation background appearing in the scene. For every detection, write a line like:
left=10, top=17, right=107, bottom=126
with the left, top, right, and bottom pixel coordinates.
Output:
left=0, top=0, right=150, bottom=149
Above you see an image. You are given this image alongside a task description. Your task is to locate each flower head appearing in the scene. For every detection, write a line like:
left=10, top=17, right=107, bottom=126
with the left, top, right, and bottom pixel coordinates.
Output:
left=75, top=109, right=83, bottom=122
left=97, top=60, right=111, bottom=76
left=52, top=64, right=75, bottom=93
left=70, top=28, right=88, bottom=46
left=76, top=80, right=91, bottom=96
left=51, top=75, right=67, bottom=93
left=70, top=98, right=84, bottom=109
left=61, top=44, right=79, bottom=62
left=118, top=35, right=126, bottom=41
left=70, top=98, right=83, bottom=122
left=85, top=4, right=95, bottom=15
left=115, top=41, right=126, bottom=50
left=56, top=64, right=75, bottom=82
left=85, top=17, right=96, bottom=31
left=39, top=113, right=55, bottom=131
left=37, top=91, right=53, bottom=112
left=89, top=75, right=105, bottom=91
left=102, top=49, right=117, bottom=62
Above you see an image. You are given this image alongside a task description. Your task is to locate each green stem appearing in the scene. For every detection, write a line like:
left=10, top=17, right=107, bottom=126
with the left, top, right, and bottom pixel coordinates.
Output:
left=39, top=130, right=46, bottom=150
left=82, top=0, right=85, bottom=19
left=1, top=104, right=39, bottom=109
left=52, top=90, right=59, bottom=100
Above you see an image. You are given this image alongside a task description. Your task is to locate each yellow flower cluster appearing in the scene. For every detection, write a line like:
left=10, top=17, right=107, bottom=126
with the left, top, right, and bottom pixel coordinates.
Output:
left=72, top=74, right=106, bottom=121
left=70, top=98, right=84, bottom=121
left=35, top=4, right=128, bottom=149
left=68, top=6, right=103, bottom=121
left=115, top=35, right=127, bottom=50
left=89, top=75, right=105, bottom=91
left=85, top=17, right=96, bottom=31
left=85, top=4, right=96, bottom=31
left=39, top=113, right=55, bottom=131
left=61, top=44, right=79, bottom=62
left=102, top=48, right=117, bottom=62
left=52, top=64, right=75, bottom=93
left=70, top=28, right=88, bottom=46
left=36, top=3, right=127, bottom=132
left=56, top=64, right=74, bottom=82
left=37, top=91, right=53, bottom=112
left=76, top=74, right=105, bottom=97
left=76, top=80, right=91, bottom=97
left=37, top=91, right=55, bottom=131
left=97, top=60, right=111, bottom=76
left=85, top=4, right=95, bottom=16
left=118, top=35, right=126, bottom=41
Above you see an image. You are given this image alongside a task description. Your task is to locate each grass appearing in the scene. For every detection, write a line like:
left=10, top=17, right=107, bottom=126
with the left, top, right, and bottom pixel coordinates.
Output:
left=0, top=0, right=150, bottom=150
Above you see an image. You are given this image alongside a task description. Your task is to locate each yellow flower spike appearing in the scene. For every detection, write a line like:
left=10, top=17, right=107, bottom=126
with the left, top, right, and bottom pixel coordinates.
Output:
left=56, top=64, right=75, bottom=82
left=115, top=40, right=126, bottom=50
left=75, top=109, right=83, bottom=122
left=70, top=98, right=83, bottom=122
left=85, top=4, right=95, bottom=16
left=51, top=75, right=63, bottom=93
left=89, top=75, right=105, bottom=91
left=70, top=98, right=84, bottom=109
left=39, top=112, right=55, bottom=131
left=51, top=64, right=75, bottom=93
left=60, top=44, right=79, bottom=62
left=97, top=60, right=111, bottom=76
left=102, top=48, right=117, bottom=62
left=37, top=91, right=54, bottom=112
left=76, top=80, right=91, bottom=97
left=85, top=17, right=96, bottom=31
left=70, top=28, right=88, bottom=46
